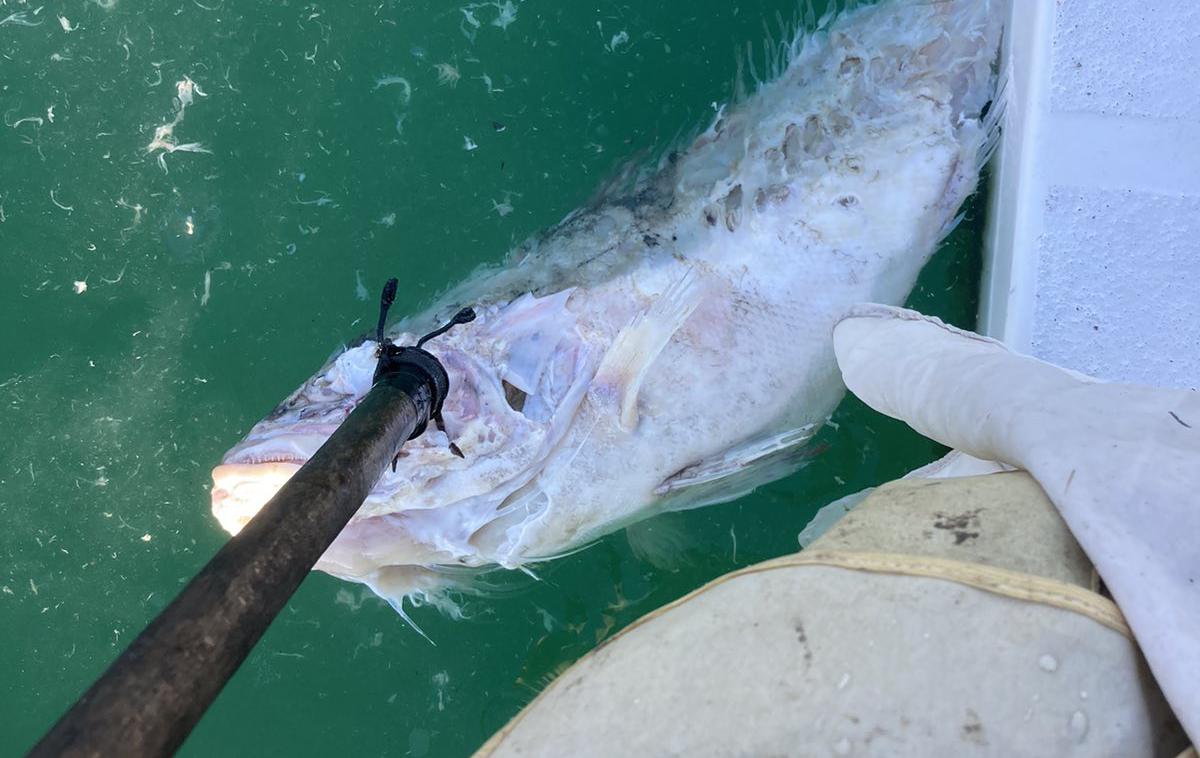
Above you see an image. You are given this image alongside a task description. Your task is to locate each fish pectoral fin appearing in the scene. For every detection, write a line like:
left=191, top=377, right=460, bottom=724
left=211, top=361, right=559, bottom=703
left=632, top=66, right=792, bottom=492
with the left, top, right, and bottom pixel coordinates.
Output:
left=592, top=269, right=705, bottom=432
left=654, top=425, right=822, bottom=512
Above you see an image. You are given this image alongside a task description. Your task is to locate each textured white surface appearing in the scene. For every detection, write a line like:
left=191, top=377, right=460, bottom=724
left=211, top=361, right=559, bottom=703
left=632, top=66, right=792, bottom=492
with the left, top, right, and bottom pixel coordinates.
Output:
left=1034, top=187, right=1200, bottom=388
left=981, top=0, right=1200, bottom=388
left=1052, top=0, right=1200, bottom=120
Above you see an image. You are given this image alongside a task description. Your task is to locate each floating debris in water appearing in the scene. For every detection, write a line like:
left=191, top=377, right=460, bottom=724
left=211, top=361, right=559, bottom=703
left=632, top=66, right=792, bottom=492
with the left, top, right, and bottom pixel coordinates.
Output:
left=176, top=76, right=207, bottom=111
left=491, top=0, right=517, bottom=30
left=1, top=7, right=45, bottom=27
left=460, top=1, right=517, bottom=37
left=476, top=73, right=503, bottom=94
left=146, top=77, right=212, bottom=173
left=8, top=114, right=43, bottom=128
left=294, top=193, right=336, bottom=207
left=373, top=75, right=412, bottom=104
left=432, top=671, right=450, bottom=711
left=492, top=120, right=506, bottom=132
left=100, top=264, right=128, bottom=285
left=57, top=14, right=76, bottom=32
left=460, top=7, right=480, bottom=40
left=463, top=135, right=478, bottom=151
left=73, top=280, right=88, bottom=295
left=49, top=189, right=73, bottom=212
left=199, top=262, right=231, bottom=307
left=490, top=190, right=518, bottom=217
left=434, top=62, right=460, bottom=87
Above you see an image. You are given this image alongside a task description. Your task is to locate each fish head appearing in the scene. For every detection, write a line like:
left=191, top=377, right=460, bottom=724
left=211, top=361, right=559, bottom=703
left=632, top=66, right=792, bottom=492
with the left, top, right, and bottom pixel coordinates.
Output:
left=210, top=289, right=594, bottom=569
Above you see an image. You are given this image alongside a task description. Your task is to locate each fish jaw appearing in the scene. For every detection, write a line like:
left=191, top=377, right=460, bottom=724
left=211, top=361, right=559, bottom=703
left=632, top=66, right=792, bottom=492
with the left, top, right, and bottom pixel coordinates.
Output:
left=209, top=342, right=381, bottom=534
left=211, top=461, right=303, bottom=535
left=209, top=290, right=596, bottom=568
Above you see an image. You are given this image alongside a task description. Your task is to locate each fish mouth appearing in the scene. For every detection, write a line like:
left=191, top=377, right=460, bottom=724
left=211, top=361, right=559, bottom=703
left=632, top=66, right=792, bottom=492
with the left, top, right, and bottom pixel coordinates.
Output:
left=210, top=460, right=305, bottom=535
left=210, top=425, right=339, bottom=534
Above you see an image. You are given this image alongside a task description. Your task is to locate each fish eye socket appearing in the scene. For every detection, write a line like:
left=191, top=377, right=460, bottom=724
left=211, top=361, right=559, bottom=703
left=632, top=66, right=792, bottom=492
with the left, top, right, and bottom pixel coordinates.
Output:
left=501, top=380, right=527, bottom=413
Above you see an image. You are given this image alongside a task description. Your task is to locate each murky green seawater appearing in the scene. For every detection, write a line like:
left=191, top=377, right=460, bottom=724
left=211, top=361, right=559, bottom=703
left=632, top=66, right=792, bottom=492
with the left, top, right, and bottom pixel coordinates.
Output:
left=0, top=1, right=983, bottom=755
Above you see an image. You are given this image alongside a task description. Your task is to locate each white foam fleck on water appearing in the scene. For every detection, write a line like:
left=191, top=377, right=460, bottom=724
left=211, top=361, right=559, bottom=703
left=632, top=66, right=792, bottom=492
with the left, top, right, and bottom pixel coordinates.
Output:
left=1038, top=653, right=1058, bottom=672
left=354, top=270, right=369, bottom=301
left=463, top=136, right=478, bottom=151
left=73, top=280, right=88, bottom=295
left=837, top=672, right=851, bottom=690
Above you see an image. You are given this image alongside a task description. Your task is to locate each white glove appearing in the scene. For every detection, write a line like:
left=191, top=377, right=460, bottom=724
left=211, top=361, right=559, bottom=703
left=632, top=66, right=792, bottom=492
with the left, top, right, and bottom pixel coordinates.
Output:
left=834, top=303, right=1200, bottom=742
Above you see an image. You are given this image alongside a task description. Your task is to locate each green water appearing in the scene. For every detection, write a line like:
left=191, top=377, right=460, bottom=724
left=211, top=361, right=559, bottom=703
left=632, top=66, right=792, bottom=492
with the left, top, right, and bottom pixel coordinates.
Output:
left=0, top=1, right=984, bottom=755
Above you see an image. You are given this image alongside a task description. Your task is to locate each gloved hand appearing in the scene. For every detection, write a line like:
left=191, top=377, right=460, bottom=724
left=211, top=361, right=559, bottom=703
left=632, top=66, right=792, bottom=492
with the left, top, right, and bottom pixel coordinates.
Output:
left=833, top=303, right=1200, bottom=743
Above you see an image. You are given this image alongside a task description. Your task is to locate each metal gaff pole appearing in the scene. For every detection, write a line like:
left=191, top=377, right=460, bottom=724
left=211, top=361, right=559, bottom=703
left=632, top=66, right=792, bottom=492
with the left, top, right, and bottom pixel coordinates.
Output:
left=28, top=281, right=474, bottom=758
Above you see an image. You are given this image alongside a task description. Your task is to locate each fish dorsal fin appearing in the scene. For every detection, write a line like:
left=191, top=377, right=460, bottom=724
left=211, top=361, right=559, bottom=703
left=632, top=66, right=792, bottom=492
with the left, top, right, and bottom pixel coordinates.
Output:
left=592, top=269, right=705, bottom=432
left=653, top=425, right=821, bottom=512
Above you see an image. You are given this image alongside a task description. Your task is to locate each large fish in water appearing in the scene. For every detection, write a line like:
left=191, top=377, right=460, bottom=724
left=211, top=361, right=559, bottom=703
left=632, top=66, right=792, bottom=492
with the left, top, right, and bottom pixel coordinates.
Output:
left=212, top=0, right=1005, bottom=610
